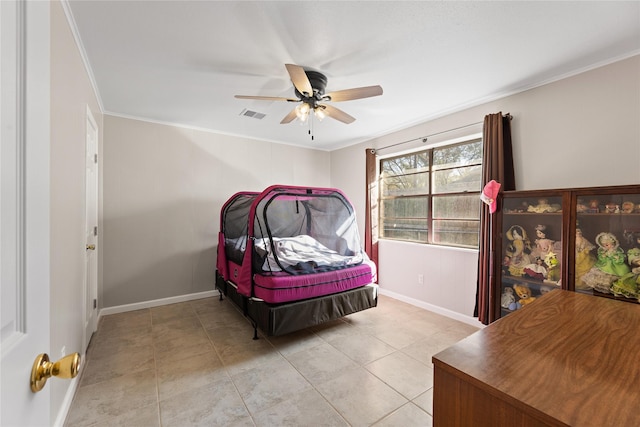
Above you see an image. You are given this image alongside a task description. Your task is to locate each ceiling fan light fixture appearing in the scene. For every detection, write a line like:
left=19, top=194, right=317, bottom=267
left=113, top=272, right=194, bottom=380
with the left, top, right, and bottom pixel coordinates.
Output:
left=314, top=106, right=326, bottom=121
left=295, top=103, right=312, bottom=123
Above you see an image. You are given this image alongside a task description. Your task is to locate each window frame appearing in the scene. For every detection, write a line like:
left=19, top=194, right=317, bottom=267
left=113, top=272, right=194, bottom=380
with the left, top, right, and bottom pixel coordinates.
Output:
left=378, top=136, right=483, bottom=249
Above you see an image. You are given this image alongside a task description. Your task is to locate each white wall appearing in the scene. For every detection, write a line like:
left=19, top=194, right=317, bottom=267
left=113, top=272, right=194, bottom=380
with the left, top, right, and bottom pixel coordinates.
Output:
left=331, top=55, right=640, bottom=325
left=102, top=116, right=331, bottom=307
left=50, top=0, right=103, bottom=422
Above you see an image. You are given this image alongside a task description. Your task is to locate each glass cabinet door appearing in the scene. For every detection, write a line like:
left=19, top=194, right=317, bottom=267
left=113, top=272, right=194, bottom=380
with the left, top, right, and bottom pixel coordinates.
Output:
left=574, top=193, right=640, bottom=301
left=499, top=195, right=563, bottom=318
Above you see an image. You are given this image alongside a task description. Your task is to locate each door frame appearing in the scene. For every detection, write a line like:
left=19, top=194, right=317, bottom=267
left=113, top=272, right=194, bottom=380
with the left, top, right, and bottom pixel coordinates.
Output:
left=83, top=106, right=99, bottom=352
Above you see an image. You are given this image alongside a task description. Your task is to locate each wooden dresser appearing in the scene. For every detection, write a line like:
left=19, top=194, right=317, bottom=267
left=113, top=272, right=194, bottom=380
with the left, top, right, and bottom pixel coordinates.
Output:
left=432, top=290, right=640, bottom=426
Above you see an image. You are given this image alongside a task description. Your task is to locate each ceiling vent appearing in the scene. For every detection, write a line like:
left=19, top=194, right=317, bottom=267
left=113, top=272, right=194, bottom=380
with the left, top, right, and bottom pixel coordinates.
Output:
left=239, top=109, right=266, bottom=120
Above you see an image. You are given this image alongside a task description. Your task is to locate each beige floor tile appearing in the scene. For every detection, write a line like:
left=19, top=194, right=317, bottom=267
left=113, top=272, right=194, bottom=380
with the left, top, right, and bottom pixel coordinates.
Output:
left=370, top=323, right=431, bottom=350
left=98, top=309, right=151, bottom=335
left=443, top=321, right=481, bottom=341
left=216, top=339, right=284, bottom=377
left=80, top=341, right=155, bottom=387
left=153, top=327, right=212, bottom=359
left=365, top=351, right=433, bottom=399
left=152, top=315, right=204, bottom=341
left=266, top=327, right=325, bottom=357
left=286, top=342, right=360, bottom=386
left=326, top=330, right=396, bottom=365
left=231, top=356, right=313, bottom=415
left=89, top=319, right=152, bottom=358
left=65, top=369, right=157, bottom=426
left=310, top=318, right=354, bottom=341
left=90, top=403, right=160, bottom=427
left=316, top=367, right=408, bottom=427
left=252, top=388, right=348, bottom=427
left=160, top=379, right=253, bottom=427
left=206, top=321, right=260, bottom=349
left=150, top=301, right=197, bottom=324
left=373, top=402, right=432, bottom=427
left=412, top=309, right=458, bottom=327
left=196, top=305, right=247, bottom=329
left=67, top=293, right=478, bottom=427
left=156, top=349, right=228, bottom=401
left=413, top=388, right=433, bottom=415
left=189, top=296, right=220, bottom=314
left=400, top=333, right=456, bottom=366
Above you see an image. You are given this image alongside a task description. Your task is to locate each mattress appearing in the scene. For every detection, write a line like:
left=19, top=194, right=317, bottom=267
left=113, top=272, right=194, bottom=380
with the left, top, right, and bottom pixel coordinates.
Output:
left=252, top=262, right=374, bottom=304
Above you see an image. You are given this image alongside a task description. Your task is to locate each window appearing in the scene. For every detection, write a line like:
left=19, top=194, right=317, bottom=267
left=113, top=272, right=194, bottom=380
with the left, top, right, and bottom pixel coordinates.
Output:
left=379, top=138, right=483, bottom=248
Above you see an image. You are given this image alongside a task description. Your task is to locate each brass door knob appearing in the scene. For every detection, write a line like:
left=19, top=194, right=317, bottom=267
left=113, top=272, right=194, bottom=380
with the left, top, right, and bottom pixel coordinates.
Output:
left=86, top=244, right=96, bottom=250
left=30, top=352, right=80, bottom=392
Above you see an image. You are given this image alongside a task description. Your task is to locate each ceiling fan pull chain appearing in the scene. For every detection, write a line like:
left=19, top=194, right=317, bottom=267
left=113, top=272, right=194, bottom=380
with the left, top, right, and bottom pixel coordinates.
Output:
left=310, top=112, right=314, bottom=140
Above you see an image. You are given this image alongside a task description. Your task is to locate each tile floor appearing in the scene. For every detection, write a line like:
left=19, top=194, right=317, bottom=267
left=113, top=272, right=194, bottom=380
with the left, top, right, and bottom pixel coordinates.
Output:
left=65, top=294, right=479, bottom=426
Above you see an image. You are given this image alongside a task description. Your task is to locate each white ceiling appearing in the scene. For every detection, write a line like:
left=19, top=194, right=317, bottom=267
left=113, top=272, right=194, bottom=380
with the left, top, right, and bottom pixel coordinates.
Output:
left=66, top=1, right=640, bottom=151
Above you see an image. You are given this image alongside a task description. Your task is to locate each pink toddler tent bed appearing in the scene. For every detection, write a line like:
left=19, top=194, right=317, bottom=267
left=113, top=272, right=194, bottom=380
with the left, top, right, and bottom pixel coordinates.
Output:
left=215, top=185, right=378, bottom=338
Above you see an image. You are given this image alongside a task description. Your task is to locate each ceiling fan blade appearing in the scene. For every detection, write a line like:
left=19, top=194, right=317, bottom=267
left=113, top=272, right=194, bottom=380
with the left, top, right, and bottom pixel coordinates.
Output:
left=285, top=64, right=313, bottom=96
left=324, top=85, right=383, bottom=102
left=319, top=104, right=355, bottom=124
left=280, top=107, right=298, bottom=124
left=235, top=95, right=298, bottom=102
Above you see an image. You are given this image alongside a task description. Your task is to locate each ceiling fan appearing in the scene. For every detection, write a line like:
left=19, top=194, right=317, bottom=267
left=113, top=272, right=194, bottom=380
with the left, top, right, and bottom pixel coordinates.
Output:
left=235, top=64, right=383, bottom=125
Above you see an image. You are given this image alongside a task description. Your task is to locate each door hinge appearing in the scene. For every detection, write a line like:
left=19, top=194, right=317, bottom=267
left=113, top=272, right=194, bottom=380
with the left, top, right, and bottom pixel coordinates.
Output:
left=93, top=226, right=98, bottom=236
left=94, top=153, right=98, bottom=164
left=93, top=299, right=97, bottom=309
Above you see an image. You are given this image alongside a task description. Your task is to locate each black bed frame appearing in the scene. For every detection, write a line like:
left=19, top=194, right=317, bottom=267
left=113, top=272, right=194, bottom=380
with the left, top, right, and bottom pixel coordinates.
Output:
left=215, top=271, right=378, bottom=339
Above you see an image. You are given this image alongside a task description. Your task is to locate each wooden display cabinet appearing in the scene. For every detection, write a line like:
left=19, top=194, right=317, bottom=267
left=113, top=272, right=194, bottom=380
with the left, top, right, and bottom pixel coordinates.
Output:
left=495, top=184, right=640, bottom=320
left=570, top=186, right=640, bottom=302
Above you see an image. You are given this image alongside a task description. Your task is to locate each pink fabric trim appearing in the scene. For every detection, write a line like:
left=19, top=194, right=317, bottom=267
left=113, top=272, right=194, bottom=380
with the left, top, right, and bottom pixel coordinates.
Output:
left=252, top=263, right=373, bottom=303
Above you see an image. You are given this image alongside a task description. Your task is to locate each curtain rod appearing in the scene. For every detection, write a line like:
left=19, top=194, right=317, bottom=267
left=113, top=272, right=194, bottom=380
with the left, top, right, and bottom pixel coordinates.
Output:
left=373, top=113, right=512, bottom=154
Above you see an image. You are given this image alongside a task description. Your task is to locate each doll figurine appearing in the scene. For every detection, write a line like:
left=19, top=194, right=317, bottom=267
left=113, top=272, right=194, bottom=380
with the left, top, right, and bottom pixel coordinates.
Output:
left=574, top=228, right=596, bottom=290
left=527, top=198, right=561, bottom=213
left=581, top=232, right=630, bottom=293
left=501, top=287, right=516, bottom=309
left=576, top=199, right=589, bottom=213
left=544, top=252, right=561, bottom=283
left=531, top=224, right=555, bottom=260
left=610, top=248, right=640, bottom=299
left=523, top=257, right=548, bottom=280
left=621, top=201, right=635, bottom=214
left=505, top=225, right=532, bottom=276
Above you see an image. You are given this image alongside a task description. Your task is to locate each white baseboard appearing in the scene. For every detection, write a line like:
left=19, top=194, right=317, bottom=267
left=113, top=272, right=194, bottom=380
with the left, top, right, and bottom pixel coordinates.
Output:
left=99, top=290, right=219, bottom=319
left=378, top=288, right=485, bottom=328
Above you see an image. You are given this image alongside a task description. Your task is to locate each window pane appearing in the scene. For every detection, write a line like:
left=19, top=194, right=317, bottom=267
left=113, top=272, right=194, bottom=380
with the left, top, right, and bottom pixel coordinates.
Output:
left=381, top=218, right=428, bottom=242
left=381, top=152, right=429, bottom=177
left=433, top=140, right=482, bottom=170
left=432, top=165, right=482, bottom=194
left=432, top=219, right=479, bottom=247
left=433, top=194, right=481, bottom=219
left=382, top=197, right=429, bottom=218
left=378, top=137, right=482, bottom=248
left=381, top=172, right=429, bottom=197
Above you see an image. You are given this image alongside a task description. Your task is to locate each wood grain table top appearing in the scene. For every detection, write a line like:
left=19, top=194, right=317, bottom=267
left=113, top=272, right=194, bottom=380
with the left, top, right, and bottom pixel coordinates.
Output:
left=433, top=290, right=640, bottom=426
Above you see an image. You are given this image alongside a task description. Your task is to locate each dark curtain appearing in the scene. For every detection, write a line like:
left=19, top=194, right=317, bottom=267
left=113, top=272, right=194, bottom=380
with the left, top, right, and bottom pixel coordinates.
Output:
left=475, top=113, right=515, bottom=324
left=364, top=148, right=379, bottom=281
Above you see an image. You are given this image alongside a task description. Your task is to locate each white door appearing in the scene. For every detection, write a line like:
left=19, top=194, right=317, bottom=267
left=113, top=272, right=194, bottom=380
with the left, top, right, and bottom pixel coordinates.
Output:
left=1, top=1, right=52, bottom=425
left=83, top=107, right=99, bottom=352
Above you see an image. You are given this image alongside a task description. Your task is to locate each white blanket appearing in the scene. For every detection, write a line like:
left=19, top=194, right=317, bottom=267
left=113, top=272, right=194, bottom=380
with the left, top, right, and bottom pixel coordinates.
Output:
left=254, top=235, right=363, bottom=272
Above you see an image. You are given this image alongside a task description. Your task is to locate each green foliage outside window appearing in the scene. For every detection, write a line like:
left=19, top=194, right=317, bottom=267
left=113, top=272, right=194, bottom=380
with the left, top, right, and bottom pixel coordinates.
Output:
left=379, top=138, right=482, bottom=248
